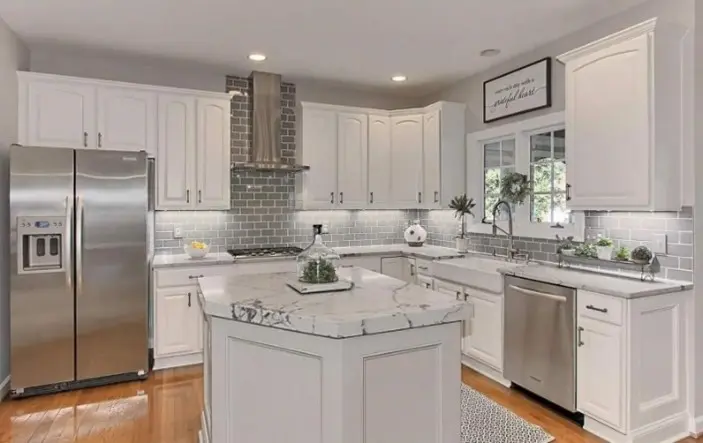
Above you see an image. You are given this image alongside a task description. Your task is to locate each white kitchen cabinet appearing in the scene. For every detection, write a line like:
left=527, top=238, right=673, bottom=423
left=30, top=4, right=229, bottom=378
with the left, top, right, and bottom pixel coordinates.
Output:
left=577, top=316, right=624, bottom=430
left=390, top=114, right=424, bottom=207
left=298, top=107, right=338, bottom=209
left=434, top=279, right=464, bottom=300
left=157, top=94, right=197, bottom=210
left=336, top=112, right=368, bottom=209
left=417, top=274, right=433, bottom=289
left=155, top=286, right=201, bottom=357
left=97, top=87, right=157, bottom=155
left=21, top=77, right=96, bottom=149
left=196, top=98, right=232, bottom=210
left=423, top=110, right=441, bottom=208
left=558, top=19, right=685, bottom=211
left=380, top=256, right=407, bottom=282
left=463, top=288, right=503, bottom=371
left=367, top=114, right=392, bottom=207
left=339, top=256, right=381, bottom=273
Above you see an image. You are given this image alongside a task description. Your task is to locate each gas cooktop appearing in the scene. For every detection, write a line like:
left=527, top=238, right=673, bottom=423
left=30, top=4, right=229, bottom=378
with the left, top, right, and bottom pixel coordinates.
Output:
left=227, top=246, right=303, bottom=259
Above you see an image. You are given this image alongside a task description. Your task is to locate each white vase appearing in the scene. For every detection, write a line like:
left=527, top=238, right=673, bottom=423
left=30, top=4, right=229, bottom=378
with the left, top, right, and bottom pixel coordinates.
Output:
left=596, top=246, right=614, bottom=260
left=404, top=220, right=427, bottom=247
left=455, top=237, right=469, bottom=253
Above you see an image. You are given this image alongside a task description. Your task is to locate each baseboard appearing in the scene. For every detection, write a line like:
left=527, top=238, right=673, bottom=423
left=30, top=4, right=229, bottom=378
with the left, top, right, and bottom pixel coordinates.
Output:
left=461, top=353, right=511, bottom=388
left=0, top=375, right=10, bottom=401
left=153, top=352, right=203, bottom=370
left=584, top=412, right=689, bottom=443
left=689, top=415, right=703, bottom=438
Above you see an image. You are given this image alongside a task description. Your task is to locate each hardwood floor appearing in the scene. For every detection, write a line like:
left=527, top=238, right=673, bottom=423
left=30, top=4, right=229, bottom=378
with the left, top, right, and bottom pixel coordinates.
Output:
left=0, top=364, right=697, bottom=442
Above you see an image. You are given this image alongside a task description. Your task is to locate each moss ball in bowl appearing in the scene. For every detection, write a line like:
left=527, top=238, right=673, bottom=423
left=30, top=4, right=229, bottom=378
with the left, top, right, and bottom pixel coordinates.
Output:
left=631, top=246, right=653, bottom=264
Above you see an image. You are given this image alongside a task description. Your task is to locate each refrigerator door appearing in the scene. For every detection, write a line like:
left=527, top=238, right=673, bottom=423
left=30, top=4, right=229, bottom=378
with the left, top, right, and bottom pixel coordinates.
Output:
left=75, top=149, right=148, bottom=380
left=10, top=145, right=75, bottom=390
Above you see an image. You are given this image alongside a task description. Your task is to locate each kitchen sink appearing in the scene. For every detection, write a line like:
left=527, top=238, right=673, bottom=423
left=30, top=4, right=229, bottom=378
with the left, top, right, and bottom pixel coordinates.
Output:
left=432, top=255, right=529, bottom=293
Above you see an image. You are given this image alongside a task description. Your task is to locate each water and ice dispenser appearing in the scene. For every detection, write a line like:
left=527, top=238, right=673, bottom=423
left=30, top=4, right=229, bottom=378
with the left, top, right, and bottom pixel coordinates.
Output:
left=17, top=216, right=65, bottom=273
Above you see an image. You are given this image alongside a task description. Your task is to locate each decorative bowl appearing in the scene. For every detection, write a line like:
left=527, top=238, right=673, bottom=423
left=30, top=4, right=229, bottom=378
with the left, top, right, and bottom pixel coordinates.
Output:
left=184, top=242, right=210, bottom=259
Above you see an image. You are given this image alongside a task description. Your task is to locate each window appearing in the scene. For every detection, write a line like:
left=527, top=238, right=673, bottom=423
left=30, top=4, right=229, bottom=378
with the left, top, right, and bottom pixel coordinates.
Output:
left=529, top=129, right=570, bottom=224
left=483, top=139, right=514, bottom=220
left=467, top=112, right=584, bottom=241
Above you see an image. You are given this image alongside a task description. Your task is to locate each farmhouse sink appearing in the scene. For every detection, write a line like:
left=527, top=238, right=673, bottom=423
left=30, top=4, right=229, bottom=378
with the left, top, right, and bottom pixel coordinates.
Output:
left=432, top=255, right=529, bottom=294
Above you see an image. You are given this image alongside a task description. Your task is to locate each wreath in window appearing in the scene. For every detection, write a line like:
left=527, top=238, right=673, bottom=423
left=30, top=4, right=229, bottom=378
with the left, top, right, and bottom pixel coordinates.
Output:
left=500, top=172, right=531, bottom=205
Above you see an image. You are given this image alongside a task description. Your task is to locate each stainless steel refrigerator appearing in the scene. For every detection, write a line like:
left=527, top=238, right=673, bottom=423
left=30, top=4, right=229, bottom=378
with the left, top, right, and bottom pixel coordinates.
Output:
left=9, top=145, right=149, bottom=397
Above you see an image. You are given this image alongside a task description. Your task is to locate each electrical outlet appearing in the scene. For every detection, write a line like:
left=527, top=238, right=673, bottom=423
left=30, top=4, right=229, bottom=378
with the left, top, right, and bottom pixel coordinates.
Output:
left=173, top=226, right=183, bottom=239
left=321, top=224, right=330, bottom=234
left=652, top=234, right=667, bottom=254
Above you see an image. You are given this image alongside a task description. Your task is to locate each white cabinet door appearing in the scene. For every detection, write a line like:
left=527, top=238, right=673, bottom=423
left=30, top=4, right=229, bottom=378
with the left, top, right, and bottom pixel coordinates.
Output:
left=464, top=289, right=503, bottom=371
left=155, top=286, right=200, bottom=357
left=196, top=98, right=231, bottom=210
left=97, top=87, right=157, bottom=155
left=380, top=257, right=406, bottom=282
left=301, top=108, right=338, bottom=209
left=423, top=109, right=441, bottom=209
left=157, top=94, right=197, bottom=210
left=337, top=112, right=368, bottom=209
left=25, top=80, right=96, bottom=149
left=434, top=279, right=464, bottom=300
left=368, top=114, right=392, bottom=208
left=391, top=115, right=423, bottom=208
left=565, top=33, right=650, bottom=209
left=339, top=256, right=381, bottom=273
left=577, top=317, right=624, bottom=430
left=417, top=274, right=433, bottom=289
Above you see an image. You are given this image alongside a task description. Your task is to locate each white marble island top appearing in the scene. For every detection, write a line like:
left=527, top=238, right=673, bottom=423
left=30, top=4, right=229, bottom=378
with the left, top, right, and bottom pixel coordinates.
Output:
left=197, top=266, right=469, bottom=338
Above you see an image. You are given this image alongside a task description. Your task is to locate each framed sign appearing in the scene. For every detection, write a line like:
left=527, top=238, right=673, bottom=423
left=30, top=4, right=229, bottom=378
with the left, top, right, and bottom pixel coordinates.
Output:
left=483, top=57, right=552, bottom=123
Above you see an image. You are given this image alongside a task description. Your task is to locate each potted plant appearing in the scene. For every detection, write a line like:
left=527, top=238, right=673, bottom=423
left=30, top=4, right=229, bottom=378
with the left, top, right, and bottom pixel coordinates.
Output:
left=556, top=235, right=576, bottom=256
left=631, top=246, right=653, bottom=264
left=449, top=194, right=476, bottom=253
left=575, top=243, right=597, bottom=258
left=595, top=236, right=614, bottom=260
left=614, top=246, right=630, bottom=261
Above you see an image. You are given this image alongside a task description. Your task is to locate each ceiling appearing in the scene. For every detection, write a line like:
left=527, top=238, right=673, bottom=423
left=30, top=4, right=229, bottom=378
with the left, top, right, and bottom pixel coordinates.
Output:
left=0, top=0, right=648, bottom=94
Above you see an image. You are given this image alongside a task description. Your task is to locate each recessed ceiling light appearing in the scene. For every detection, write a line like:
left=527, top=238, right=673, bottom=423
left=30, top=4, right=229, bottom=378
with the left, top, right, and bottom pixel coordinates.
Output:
left=248, top=53, right=267, bottom=62
left=391, top=75, right=407, bottom=82
left=480, top=49, right=501, bottom=57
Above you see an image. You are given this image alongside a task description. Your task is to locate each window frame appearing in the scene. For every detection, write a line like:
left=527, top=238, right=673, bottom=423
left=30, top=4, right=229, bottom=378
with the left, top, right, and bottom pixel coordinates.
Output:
left=465, top=111, right=585, bottom=241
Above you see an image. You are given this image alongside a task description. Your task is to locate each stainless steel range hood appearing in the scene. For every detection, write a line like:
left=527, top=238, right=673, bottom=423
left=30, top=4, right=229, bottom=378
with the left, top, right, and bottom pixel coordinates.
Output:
left=231, top=71, right=309, bottom=172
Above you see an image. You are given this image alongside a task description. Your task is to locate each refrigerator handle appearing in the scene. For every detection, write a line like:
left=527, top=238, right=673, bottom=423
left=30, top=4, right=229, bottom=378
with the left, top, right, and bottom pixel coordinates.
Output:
left=64, top=196, right=73, bottom=289
left=76, top=196, right=84, bottom=296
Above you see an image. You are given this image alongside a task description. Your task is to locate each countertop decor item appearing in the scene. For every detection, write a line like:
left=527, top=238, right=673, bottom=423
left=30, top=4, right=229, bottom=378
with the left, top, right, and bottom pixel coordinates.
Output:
left=556, top=235, right=575, bottom=256
left=631, top=246, right=653, bottom=265
left=615, top=246, right=630, bottom=261
left=483, top=57, right=552, bottom=123
left=500, top=172, right=531, bottom=205
left=404, top=220, right=427, bottom=247
left=557, top=251, right=661, bottom=281
left=575, top=243, right=597, bottom=259
left=449, top=194, right=476, bottom=253
left=595, top=236, right=614, bottom=260
left=184, top=241, right=210, bottom=259
left=297, top=224, right=340, bottom=284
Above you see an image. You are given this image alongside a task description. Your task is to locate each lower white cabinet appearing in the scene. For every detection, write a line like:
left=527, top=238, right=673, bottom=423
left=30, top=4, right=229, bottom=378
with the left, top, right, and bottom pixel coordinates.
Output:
left=155, top=286, right=201, bottom=357
left=462, top=288, right=503, bottom=371
left=339, top=256, right=381, bottom=273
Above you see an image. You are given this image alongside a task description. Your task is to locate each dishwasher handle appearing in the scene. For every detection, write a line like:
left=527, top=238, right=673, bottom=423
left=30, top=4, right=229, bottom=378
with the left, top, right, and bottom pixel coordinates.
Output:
left=508, top=285, right=567, bottom=303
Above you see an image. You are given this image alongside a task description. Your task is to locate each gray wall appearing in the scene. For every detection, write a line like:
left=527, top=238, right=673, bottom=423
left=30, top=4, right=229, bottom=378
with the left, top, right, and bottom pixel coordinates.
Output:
left=0, top=17, right=29, bottom=386
left=424, top=0, right=694, bottom=133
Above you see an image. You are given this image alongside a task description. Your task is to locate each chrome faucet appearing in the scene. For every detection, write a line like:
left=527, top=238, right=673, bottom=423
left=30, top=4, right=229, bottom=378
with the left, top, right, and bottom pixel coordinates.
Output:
left=490, top=201, right=527, bottom=261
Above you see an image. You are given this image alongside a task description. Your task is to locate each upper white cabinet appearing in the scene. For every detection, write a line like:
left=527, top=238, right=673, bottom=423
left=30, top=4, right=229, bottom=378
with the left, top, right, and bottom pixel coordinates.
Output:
left=298, top=101, right=465, bottom=210
left=21, top=78, right=95, bottom=149
left=18, top=72, right=231, bottom=211
left=97, top=87, right=157, bottom=155
left=558, top=19, right=686, bottom=211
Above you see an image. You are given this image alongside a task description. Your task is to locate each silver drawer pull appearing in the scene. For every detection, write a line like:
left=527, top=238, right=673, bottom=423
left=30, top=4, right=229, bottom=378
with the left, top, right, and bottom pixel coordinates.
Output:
left=508, top=285, right=567, bottom=303
left=418, top=266, right=429, bottom=271
left=586, top=304, right=608, bottom=313
left=577, top=326, right=585, bottom=346
left=189, top=274, right=204, bottom=279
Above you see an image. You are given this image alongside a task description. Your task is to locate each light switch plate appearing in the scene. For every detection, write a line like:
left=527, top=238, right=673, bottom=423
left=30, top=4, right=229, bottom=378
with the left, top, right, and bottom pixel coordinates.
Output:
left=173, top=226, right=183, bottom=239
left=652, top=233, right=667, bottom=254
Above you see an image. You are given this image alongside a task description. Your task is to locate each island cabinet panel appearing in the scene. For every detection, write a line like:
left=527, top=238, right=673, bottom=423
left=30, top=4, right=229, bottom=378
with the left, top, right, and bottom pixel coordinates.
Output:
left=209, top=317, right=461, bottom=443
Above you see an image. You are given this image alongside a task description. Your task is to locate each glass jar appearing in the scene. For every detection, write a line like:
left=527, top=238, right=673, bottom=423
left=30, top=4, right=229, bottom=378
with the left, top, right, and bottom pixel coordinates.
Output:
left=297, top=224, right=340, bottom=284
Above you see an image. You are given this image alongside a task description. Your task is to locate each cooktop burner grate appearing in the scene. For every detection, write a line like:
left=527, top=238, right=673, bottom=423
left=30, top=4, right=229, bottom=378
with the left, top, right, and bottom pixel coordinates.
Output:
left=227, top=246, right=303, bottom=258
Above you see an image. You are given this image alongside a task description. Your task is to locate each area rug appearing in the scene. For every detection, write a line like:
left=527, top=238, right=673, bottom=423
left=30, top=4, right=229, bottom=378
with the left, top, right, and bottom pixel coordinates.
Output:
left=461, top=384, right=555, bottom=443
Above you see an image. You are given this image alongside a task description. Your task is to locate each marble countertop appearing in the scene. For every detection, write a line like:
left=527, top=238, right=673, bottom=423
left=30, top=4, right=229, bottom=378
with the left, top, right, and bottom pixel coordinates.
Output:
left=334, top=244, right=464, bottom=260
left=197, top=266, right=469, bottom=338
left=498, top=264, right=693, bottom=298
left=152, top=252, right=235, bottom=268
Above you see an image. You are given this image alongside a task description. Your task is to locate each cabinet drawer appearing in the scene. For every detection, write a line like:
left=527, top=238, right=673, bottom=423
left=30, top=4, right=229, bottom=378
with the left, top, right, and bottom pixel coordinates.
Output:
left=578, top=290, right=624, bottom=325
left=417, top=274, right=433, bottom=289
left=415, top=258, right=433, bottom=275
left=155, top=265, right=231, bottom=288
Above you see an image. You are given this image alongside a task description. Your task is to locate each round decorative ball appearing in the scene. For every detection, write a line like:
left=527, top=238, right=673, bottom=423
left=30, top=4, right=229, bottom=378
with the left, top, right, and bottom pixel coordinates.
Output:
left=404, top=220, right=427, bottom=247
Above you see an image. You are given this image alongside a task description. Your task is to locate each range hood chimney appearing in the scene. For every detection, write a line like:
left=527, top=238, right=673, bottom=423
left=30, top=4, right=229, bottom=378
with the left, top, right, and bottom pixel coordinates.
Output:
left=231, top=71, right=309, bottom=172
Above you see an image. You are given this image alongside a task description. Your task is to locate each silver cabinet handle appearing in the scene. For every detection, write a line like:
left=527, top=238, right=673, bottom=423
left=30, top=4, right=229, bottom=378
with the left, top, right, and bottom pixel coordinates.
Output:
left=76, top=196, right=84, bottom=296
left=418, top=265, right=429, bottom=271
left=566, top=184, right=572, bottom=201
left=586, top=304, right=608, bottom=313
left=456, top=291, right=462, bottom=300
left=98, top=132, right=102, bottom=148
left=186, top=189, right=190, bottom=203
left=198, top=190, right=202, bottom=204
left=330, top=192, right=334, bottom=204
left=423, top=282, right=431, bottom=289
left=188, top=292, right=192, bottom=308
left=409, top=264, right=415, bottom=276
left=418, top=192, right=422, bottom=203
left=339, top=192, right=343, bottom=204
left=64, top=196, right=73, bottom=289
left=370, top=192, right=373, bottom=204
left=83, top=132, right=88, bottom=148
left=508, top=285, right=567, bottom=303
left=188, top=274, right=204, bottom=279
left=434, top=191, right=439, bottom=203
left=577, top=326, right=585, bottom=347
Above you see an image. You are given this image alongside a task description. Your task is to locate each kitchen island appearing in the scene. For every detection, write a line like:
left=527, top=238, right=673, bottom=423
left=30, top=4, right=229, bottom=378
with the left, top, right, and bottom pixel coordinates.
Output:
left=197, top=266, right=469, bottom=443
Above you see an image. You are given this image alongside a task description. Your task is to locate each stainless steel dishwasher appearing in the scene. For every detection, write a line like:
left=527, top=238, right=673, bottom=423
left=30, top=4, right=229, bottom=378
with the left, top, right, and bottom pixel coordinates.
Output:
left=503, top=276, right=577, bottom=412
